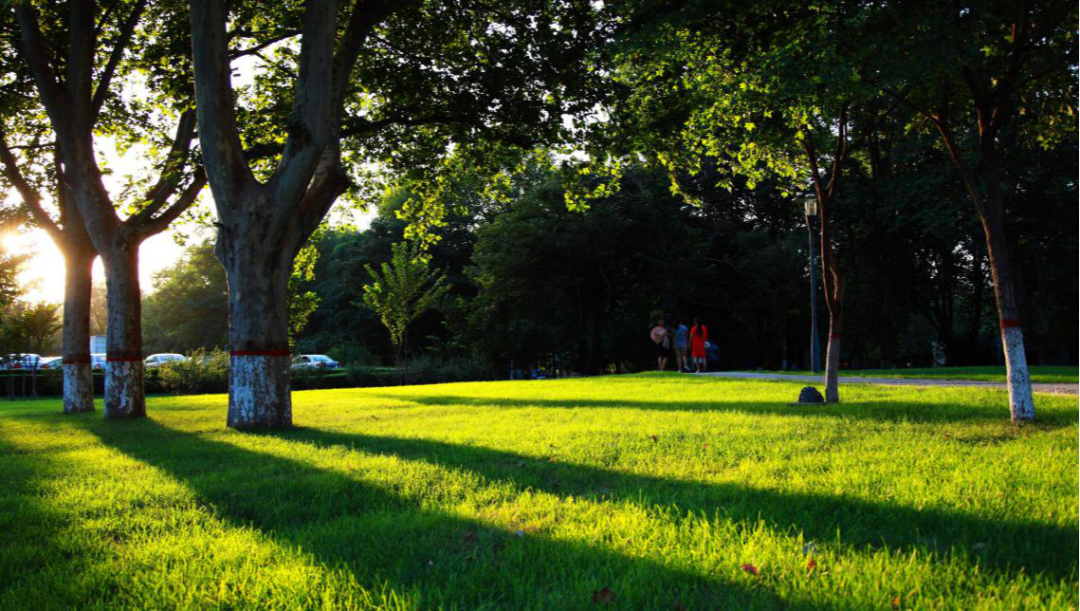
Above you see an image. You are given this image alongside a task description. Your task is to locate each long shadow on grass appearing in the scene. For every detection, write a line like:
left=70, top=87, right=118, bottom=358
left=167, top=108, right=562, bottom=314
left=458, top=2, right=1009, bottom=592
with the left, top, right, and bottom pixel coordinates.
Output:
left=89, top=418, right=808, bottom=609
left=369, top=391, right=1078, bottom=426
left=276, top=426, right=1078, bottom=582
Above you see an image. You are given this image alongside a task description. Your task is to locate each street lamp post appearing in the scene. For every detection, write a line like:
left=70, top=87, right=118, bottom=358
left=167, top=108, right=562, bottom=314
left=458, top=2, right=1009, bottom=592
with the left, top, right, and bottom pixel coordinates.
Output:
left=802, top=193, right=821, bottom=373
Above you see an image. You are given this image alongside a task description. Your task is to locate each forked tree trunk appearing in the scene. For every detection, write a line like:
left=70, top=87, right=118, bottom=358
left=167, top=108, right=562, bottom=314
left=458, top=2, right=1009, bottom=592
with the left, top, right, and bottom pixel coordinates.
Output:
left=62, top=250, right=95, bottom=414
left=102, top=244, right=145, bottom=419
left=217, top=223, right=294, bottom=429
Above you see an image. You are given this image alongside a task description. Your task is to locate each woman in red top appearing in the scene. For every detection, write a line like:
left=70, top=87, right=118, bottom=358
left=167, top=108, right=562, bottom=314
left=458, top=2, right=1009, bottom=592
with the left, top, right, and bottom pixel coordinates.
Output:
left=689, top=318, right=708, bottom=373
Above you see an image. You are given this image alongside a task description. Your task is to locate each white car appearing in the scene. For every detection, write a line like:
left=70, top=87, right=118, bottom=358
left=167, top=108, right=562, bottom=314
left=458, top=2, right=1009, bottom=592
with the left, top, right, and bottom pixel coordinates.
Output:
left=0, top=354, right=42, bottom=370
left=38, top=356, right=63, bottom=370
left=91, top=354, right=106, bottom=371
left=145, top=353, right=186, bottom=368
left=291, top=354, right=340, bottom=370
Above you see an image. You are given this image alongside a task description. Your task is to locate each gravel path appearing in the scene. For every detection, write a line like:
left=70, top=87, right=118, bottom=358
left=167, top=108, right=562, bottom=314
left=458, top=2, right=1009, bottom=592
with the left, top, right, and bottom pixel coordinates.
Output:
left=702, top=371, right=1079, bottom=395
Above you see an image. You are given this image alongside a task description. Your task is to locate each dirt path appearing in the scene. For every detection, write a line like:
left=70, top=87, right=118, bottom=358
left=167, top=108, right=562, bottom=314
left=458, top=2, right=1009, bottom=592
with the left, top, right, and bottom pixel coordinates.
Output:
left=702, top=371, right=1079, bottom=395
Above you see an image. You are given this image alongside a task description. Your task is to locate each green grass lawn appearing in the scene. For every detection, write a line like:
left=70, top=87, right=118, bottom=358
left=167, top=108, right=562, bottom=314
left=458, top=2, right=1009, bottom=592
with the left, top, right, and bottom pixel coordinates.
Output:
left=744, top=365, right=1079, bottom=384
left=1, top=374, right=1076, bottom=609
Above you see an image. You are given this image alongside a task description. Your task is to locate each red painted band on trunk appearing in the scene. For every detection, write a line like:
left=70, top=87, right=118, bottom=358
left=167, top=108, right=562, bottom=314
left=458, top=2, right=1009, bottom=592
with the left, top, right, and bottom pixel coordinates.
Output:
left=230, top=349, right=291, bottom=357
left=829, top=334, right=842, bottom=339
left=106, top=356, right=144, bottom=362
left=62, top=357, right=91, bottom=365
left=1000, top=318, right=1021, bottom=329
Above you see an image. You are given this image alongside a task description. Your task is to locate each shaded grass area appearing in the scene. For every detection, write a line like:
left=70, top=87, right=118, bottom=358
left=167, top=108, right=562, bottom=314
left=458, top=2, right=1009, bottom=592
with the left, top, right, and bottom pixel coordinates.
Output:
left=744, top=365, right=1078, bottom=384
left=0, top=373, right=1076, bottom=608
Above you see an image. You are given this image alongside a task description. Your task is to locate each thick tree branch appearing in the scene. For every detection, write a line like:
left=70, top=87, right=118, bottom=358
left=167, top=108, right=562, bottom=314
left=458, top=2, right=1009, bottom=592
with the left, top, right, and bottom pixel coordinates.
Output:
left=136, top=168, right=206, bottom=238
left=91, top=0, right=147, bottom=118
left=67, top=0, right=97, bottom=129
left=332, top=0, right=407, bottom=110
left=228, top=30, right=300, bottom=59
left=271, top=0, right=339, bottom=210
left=190, top=0, right=254, bottom=205
left=13, top=5, right=69, bottom=127
left=131, top=110, right=198, bottom=224
left=0, top=130, right=59, bottom=239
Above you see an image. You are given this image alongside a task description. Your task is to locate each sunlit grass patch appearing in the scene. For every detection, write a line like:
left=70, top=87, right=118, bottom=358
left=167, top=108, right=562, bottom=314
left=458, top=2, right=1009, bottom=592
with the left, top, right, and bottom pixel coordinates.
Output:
left=1, top=374, right=1076, bottom=608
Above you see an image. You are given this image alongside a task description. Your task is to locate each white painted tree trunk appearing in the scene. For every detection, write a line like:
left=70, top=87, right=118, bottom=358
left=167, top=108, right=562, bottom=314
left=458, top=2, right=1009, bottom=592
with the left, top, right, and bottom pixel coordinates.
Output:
left=62, top=364, right=94, bottom=414
left=62, top=251, right=95, bottom=414
left=102, top=247, right=145, bottom=419
left=228, top=354, right=292, bottom=429
left=824, top=333, right=841, bottom=403
left=104, top=360, right=144, bottom=418
left=1001, top=325, right=1034, bottom=422
left=219, top=233, right=294, bottom=429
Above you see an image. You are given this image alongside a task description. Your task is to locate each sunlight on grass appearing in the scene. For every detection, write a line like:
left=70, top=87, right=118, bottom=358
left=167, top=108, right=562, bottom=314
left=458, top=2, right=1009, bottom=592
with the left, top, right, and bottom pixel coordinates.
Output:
left=745, top=365, right=1079, bottom=384
left=1, top=374, right=1076, bottom=608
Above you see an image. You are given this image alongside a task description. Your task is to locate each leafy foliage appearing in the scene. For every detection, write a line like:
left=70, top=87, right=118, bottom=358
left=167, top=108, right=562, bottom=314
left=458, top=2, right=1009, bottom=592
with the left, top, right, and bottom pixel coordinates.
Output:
left=2, top=301, right=61, bottom=354
left=361, top=242, right=450, bottom=366
left=288, top=244, right=321, bottom=350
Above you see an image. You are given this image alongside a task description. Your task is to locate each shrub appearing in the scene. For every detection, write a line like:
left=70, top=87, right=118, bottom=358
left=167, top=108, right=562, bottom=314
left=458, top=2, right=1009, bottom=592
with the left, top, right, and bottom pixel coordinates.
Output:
left=156, top=349, right=230, bottom=395
left=402, top=355, right=491, bottom=385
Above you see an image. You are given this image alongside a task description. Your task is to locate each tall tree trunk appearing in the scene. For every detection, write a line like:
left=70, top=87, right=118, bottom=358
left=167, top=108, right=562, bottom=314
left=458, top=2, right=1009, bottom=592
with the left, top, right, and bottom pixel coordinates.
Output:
left=802, top=111, right=848, bottom=403
left=823, top=287, right=843, bottom=403
left=216, top=226, right=294, bottom=429
left=62, top=249, right=95, bottom=414
left=102, top=243, right=145, bottom=419
left=936, top=124, right=1034, bottom=422
left=816, top=192, right=845, bottom=403
left=979, top=150, right=1034, bottom=422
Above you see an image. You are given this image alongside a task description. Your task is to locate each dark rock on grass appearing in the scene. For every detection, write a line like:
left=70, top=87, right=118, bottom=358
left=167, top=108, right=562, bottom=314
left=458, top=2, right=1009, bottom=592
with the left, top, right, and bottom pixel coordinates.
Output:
left=797, top=386, right=825, bottom=404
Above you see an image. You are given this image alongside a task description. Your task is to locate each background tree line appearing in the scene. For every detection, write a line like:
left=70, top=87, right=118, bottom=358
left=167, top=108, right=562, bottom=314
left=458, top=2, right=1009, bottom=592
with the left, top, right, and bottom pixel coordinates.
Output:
left=136, top=153, right=1077, bottom=377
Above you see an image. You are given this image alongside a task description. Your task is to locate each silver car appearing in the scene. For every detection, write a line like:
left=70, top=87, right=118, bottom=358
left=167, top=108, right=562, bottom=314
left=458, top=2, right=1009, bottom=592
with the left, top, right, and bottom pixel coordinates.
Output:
left=145, top=353, right=187, bottom=368
left=291, top=354, right=340, bottom=370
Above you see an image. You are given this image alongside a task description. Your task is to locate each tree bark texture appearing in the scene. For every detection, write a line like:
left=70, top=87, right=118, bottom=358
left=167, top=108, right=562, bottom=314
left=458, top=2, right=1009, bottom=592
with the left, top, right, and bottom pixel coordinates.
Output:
left=62, top=250, right=95, bottom=414
left=217, top=211, right=295, bottom=429
left=102, top=243, right=145, bottom=419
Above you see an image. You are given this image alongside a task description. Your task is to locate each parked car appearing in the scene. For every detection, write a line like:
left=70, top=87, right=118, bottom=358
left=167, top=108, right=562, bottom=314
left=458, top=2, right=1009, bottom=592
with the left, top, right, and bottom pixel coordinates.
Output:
left=38, top=356, right=63, bottom=370
left=91, top=354, right=107, bottom=371
left=145, top=353, right=187, bottom=368
left=0, top=354, right=42, bottom=370
left=291, top=354, right=340, bottom=370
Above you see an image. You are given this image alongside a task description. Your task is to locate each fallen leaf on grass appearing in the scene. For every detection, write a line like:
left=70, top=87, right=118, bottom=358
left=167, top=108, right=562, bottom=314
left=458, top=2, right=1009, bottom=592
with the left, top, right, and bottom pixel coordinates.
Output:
left=807, top=558, right=816, bottom=572
left=650, top=435, right=659, bottom=442
left=592, top=586, right=615, bottom=605
left=892, top=596, right=901, bottom=608
left=740, top=563, right=759, bottom=576
left=702, top=442, right=710, bottom=448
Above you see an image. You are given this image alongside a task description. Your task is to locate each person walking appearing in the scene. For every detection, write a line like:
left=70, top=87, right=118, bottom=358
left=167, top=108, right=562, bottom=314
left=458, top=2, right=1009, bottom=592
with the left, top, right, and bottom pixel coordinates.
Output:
left=673, top=319, right=689, bottom=372
left=689, top=317, right=709, bottom=373
left=650, top=318, right=671, bottom=371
